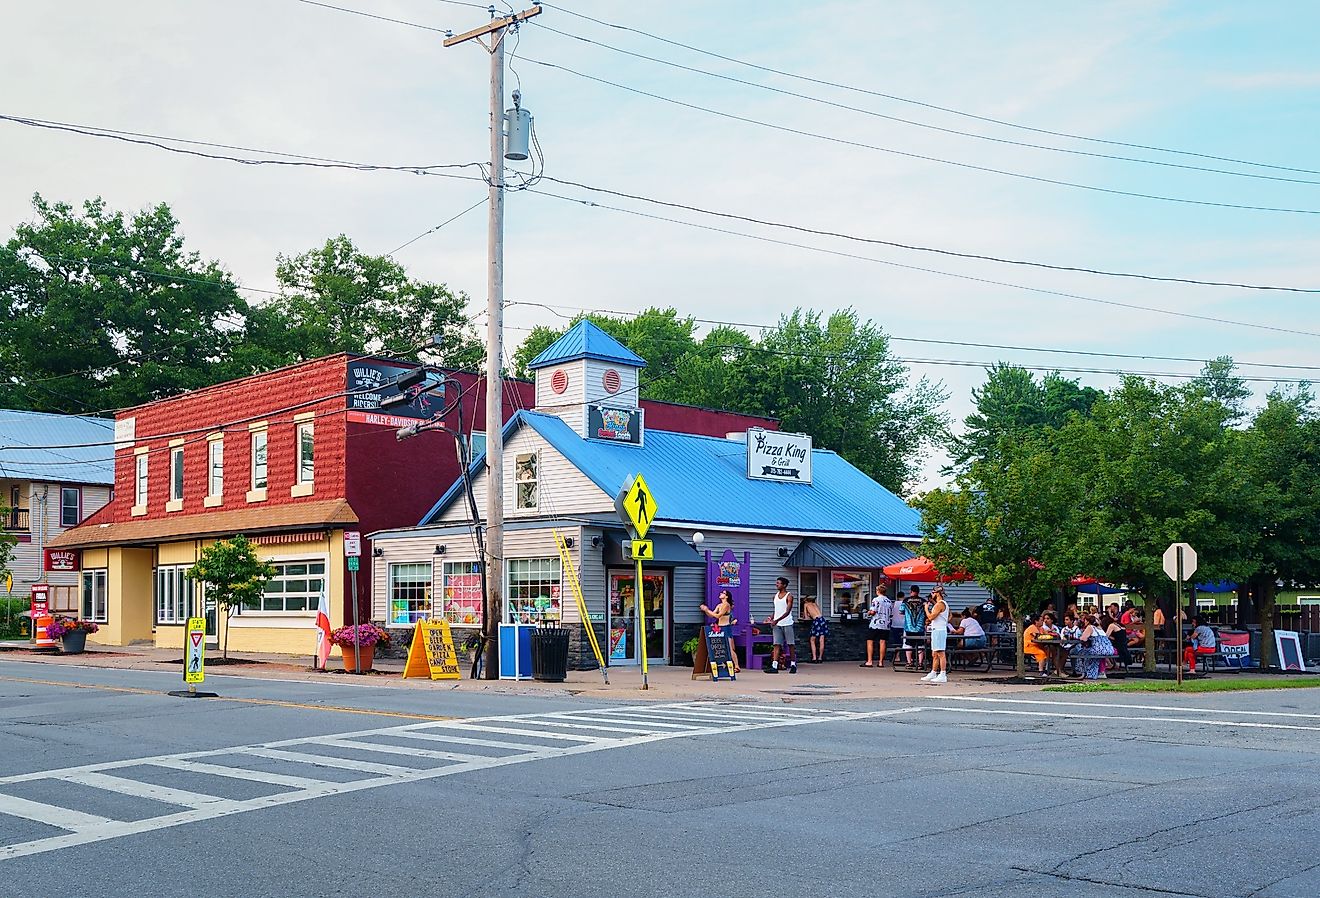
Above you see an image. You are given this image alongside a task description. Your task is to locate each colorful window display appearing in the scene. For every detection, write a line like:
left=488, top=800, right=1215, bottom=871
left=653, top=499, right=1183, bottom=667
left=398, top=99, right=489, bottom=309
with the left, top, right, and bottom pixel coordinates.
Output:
left=441, top=561, right=483, bottom=626
left=506, top=557, right=562, bottom=623
left=389, top=562, right=432, bottom=625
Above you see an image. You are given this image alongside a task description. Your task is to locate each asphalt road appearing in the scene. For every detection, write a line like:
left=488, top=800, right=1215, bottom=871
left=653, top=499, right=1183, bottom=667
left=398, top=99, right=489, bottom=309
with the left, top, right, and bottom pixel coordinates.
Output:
left=1, top=659, right=1317, bottom=898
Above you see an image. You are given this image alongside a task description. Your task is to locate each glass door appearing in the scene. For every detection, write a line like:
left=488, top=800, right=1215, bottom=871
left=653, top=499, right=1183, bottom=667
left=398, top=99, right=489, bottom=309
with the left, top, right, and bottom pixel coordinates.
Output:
left=607, top=569, right=668, bottom=665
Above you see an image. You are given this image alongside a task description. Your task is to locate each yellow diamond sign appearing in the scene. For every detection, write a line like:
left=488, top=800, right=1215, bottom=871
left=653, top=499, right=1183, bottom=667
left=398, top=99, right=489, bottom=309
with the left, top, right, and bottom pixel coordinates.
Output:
left=619, top=474, right=659, bottom=540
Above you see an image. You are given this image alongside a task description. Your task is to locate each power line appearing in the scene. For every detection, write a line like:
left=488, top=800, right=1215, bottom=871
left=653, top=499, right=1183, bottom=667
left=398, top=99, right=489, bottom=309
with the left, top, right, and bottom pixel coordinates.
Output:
left=528, top=20, right=1320, bottom=188
left=386, top=197, right=489, bottom=256
left=295, top=0, right=451, bottom=33
left=521, top=56, right=1320, bottom=217
left=13, top=110, right=1318, bottom=295
left=539, top=1, right=1320, bottom=178
left=505, top=300, right=1320, bottom=373
left=539, top=177, right=1320, bottom=294
left=524, top=189, right=1320, bottom=340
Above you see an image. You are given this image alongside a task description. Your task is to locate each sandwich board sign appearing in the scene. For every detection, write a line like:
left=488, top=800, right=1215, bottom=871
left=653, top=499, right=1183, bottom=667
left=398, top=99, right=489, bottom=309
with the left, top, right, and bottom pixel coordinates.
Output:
left=185, top=617, right=206, bottom=684
left=401, top=620, right=462, bottom=680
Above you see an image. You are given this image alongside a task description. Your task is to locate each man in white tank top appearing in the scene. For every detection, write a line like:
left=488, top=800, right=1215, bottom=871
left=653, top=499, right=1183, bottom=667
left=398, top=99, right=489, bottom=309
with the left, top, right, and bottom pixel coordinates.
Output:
left=921, top=587, right=950, bottom=684
left=763, top=576, right=797, bottom=674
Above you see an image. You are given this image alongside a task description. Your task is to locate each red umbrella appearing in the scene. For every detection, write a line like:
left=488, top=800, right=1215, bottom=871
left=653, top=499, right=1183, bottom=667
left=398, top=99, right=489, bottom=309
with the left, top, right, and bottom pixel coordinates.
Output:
left=882, top=557, right=966, bottom=583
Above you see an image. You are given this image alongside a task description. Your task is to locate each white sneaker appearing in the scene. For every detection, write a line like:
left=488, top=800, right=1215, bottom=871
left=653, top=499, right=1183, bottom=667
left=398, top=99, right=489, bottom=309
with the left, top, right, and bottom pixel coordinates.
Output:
left=919, top=671, right=937, bottom=682
left=932, top=672, right=948, bottom=684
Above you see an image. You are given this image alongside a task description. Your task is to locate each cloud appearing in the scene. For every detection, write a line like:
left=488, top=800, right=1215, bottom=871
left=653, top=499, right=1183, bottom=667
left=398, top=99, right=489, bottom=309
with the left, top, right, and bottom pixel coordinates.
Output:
left=1214, top=71, right=1320, bottom=89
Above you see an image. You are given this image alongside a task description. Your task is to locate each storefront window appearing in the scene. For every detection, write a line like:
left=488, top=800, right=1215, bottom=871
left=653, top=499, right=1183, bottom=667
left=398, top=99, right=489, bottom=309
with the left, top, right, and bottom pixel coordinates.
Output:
left=155, top=565, right=195, bottom=624
left=442, top=561, right=483, bottom=626
left=260, top=560, right=325, bottom=612
left=506, top=557, right=561, bottom=623
left=831, top=570, right=870, bottom=616
left=388, top=562, right=432, bottom=625
left=82, top=569, right=108, bottom=622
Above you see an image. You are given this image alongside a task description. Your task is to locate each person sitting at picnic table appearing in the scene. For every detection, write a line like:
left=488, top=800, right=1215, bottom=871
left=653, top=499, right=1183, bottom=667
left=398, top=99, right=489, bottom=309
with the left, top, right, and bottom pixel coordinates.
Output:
left=951, top=606, right=987, bottom=649
left=1023, top=612, right=1057, bottom=674
left=1070, top=613, right=1117, bottom=679
left=1060, top=612, right=1082, bottom=642
left=1183, top=615, right=1217, bottom=671
left=1101, top=613, right=1132, bottom=668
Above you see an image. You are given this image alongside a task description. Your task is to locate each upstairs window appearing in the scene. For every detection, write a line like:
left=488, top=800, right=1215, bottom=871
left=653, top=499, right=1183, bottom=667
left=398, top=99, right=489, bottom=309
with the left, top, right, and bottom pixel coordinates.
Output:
left=170, top=447, right=184, bottom=501
left=134, top=455, right=148, bottom=506
left=208, top=439, right=224, bottom=497
left=297, top=422, right=314, bottom=484
left=251, top=431, right=268, bottom=490
left=514, top=452, right=538, bottom=510
left=60, top=487, right=80, bottom=527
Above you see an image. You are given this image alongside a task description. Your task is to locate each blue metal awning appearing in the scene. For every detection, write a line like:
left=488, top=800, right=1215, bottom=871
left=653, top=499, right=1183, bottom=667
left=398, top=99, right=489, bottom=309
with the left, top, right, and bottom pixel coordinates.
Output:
left=785, top=538, right=914, bottom=570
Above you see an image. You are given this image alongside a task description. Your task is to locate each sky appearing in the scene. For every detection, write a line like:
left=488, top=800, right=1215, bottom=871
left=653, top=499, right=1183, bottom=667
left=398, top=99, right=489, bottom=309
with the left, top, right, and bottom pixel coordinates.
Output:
left=3, top=0, right=1319, bottom=491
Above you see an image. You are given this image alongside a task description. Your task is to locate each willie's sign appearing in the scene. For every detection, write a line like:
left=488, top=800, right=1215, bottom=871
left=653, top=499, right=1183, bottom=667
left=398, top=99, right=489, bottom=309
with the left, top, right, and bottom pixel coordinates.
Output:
left=43, top=549, right=80, bottom=572
left=746, top=428, right=813, bottom=484
left=345, top=361, right=444, bottom=423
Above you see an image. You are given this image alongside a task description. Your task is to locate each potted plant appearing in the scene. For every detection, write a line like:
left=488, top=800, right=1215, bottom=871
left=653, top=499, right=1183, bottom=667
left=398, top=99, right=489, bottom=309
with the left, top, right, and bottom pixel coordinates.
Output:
left=331, top=623, right=390, bottom=673
left=47, top=617, right=99, bottom=654
left=680, top=635, right=702, bottom=667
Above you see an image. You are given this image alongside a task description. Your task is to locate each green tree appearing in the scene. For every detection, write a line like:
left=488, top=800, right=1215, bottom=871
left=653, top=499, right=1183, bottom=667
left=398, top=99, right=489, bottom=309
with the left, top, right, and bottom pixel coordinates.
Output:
left=1241, top=387, right=1320, bottom=666
left=261, top=235, right=482, bottom=369
left=745, top=309, right=946, bottom=493
left=915, top=427, right=1107, bottom=675
left=0, top=194, right=248, bottom=412
left=950, top=364, right=1101, bottom=473
left=187, top=535, right=276, bottom=660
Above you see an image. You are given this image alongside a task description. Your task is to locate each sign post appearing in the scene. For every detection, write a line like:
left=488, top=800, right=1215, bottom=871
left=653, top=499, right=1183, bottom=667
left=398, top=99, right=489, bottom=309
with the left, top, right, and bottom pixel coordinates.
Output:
left=1162, top=542, right=1198, bottom=686
left=617, top=474, right=658, bottom=690
left=345, top=531, right=361, bottom=674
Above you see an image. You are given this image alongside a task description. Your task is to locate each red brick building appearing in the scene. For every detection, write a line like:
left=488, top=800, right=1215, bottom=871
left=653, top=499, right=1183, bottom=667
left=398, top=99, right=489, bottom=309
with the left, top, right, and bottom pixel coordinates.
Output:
left=51, top=353, right=774, bottom=653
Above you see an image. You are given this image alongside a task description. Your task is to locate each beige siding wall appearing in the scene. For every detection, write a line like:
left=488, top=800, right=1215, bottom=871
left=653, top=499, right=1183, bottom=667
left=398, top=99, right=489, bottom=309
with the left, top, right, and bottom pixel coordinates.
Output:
left=534, top=359, right=587, bottom=434
left=583, top=358, right=639, bottom=409
left=435, top=428, right=613, bottom=526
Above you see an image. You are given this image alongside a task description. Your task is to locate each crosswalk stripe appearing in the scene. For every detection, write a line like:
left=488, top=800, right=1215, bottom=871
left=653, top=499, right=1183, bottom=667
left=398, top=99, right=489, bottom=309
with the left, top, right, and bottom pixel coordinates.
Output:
left=427, top=722, right=599, bottom=742
left=60, top=772, right=227, bottom=811
left=315, top=740, right=487, bottom=764
left=0, top=794, right=114, bottom=831
left=150, top=759, right=334, bottom=789
left=537, top=713, right=699, bottom=730
left=387, top=731, right=551, bottom=753
left=241, top=748, right=413, bottom=777
left=508, top=718, right=668, bottom=734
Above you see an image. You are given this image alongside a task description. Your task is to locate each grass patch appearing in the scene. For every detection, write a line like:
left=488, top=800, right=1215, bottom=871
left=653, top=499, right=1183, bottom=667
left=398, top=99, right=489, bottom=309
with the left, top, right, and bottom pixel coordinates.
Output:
left=1045, top=676, right=1320, bottom=694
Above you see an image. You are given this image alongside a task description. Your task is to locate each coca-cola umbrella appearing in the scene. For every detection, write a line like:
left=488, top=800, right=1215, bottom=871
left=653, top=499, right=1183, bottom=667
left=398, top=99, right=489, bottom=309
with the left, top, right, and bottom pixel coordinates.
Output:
left=882, top=556, right=967, bottom=583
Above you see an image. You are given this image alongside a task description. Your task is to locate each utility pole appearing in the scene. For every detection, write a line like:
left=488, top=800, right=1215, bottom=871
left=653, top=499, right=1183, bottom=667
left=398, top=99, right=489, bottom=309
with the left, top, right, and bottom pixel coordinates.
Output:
left=445, top=5, right=541, bottom=679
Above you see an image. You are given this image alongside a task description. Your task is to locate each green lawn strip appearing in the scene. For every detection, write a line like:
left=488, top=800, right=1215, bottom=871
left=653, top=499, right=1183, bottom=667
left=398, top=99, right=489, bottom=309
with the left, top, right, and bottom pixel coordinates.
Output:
left=1044, top=676, right=1320, bottom=694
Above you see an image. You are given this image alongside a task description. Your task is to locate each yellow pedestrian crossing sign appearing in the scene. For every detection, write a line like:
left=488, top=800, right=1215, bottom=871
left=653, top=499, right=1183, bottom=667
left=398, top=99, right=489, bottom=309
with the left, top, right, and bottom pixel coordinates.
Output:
left=618, top=474, right=658, bottom=540
left=628, top=540, right=654, bottom=561
left=185, top=617, right=206, bottom=684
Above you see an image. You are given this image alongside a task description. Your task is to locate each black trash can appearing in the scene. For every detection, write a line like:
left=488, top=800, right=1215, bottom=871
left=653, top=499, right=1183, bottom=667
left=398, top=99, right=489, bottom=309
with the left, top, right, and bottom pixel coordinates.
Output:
left=531, top=627, right=571, bottom=682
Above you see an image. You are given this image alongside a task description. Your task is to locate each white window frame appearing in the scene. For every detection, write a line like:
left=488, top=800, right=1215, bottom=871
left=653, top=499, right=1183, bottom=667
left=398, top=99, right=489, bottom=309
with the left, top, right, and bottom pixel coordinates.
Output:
left=60, top=486, right=80, bottom=527
left=251, top=430, right=268, bottom=490
left=82, top=569, right=108, bottom=623
left=514, top=451, right=538, bottom=510
left=169, top=447, right=184, bottom=501
left=798, top=569, right=820, bottom=611
left=505, top=557, right=562, bottom=623
left=134, top=454, right=148, bottom=506
left=255, top=558, right=326, bottom=614
left=441, top=561, right=483, bottom=626
left=155, top=565, right=195, bottom=625
left=830, top=570, right=871, bottom=617
left=387, top=562, right=433, bottom=626
left=296, top=422, right=314, bottom=484
left=208, top=439, right=224, bottom=497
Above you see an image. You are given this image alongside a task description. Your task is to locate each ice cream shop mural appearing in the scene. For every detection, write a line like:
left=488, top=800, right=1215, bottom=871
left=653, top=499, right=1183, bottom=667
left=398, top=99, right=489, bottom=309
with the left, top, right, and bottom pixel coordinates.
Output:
left=370, top=321, right=988, bottom=667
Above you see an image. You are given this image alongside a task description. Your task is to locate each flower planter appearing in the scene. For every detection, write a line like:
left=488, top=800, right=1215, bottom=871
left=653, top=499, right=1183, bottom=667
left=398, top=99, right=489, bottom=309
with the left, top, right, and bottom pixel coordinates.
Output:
left=61, top=630, right=88, bottom=655
left=341, top=644, right=374, bottom=673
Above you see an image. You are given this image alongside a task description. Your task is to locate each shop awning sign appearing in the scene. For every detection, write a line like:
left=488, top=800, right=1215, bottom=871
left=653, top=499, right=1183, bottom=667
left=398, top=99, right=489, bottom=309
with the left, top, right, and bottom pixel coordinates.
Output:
left=617, top=474, right=658, bottom=540
left=746, top=428, right=813, bottom=484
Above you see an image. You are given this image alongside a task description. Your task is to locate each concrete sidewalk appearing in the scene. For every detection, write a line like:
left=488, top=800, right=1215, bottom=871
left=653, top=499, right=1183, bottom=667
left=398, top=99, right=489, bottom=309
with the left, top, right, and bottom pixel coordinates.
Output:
left=0, top=641, right=1053, bottom=701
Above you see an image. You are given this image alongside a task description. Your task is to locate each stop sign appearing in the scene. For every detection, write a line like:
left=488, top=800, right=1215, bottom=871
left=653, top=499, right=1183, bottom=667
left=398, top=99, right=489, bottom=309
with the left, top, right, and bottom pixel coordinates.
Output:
left=1162, top=542, right=1197, bottom=581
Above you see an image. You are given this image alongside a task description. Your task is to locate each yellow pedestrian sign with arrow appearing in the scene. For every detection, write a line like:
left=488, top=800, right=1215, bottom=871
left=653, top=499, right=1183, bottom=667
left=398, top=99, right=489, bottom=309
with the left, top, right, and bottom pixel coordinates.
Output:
left=620, top=474, right=658, bottom=540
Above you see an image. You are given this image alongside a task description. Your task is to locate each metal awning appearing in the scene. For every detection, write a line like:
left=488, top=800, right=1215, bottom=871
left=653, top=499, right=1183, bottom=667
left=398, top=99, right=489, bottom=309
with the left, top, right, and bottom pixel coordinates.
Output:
left=602, top=530, right=705, bottom=567
left=785, top=538, right=914, bottom=570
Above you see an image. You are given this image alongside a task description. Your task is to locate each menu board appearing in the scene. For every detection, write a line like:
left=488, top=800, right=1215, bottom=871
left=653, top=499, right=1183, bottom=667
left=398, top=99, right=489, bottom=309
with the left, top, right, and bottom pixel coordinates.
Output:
left=442, top=563, right=483, bottom=625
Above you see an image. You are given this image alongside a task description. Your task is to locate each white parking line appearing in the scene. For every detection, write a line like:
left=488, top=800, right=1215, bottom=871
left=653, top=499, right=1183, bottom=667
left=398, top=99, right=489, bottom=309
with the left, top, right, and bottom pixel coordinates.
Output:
left=942, top=695, right=1320, bottom=719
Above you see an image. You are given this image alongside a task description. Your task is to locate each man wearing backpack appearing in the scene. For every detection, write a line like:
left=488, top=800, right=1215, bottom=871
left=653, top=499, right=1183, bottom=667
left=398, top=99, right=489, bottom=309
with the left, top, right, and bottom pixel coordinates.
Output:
left=902, top=586, right=927, bottom=669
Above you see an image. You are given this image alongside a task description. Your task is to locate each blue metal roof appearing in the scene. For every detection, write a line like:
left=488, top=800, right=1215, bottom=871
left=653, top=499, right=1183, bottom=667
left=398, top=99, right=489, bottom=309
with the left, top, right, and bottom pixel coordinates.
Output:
left=785, top=539, right=915, bottom=569
left=0, top=410, right=115, bottom=485
left=526, top=321, right=648, bottom=371
left=423, top=411, right=922, bottom=538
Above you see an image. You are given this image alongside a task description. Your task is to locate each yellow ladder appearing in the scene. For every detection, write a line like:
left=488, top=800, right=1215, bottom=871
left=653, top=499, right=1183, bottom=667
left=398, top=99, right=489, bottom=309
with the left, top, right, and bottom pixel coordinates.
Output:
left=554, top=528, right=608, bottom=683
